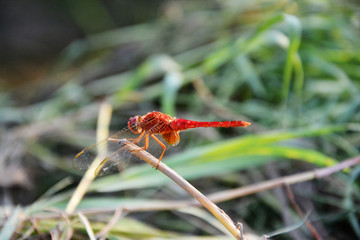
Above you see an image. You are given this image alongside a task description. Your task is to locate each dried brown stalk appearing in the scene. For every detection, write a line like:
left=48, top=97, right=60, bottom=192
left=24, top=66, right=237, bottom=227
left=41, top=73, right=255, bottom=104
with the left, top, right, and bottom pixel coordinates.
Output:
left=285, top=185, right=322, bottom=240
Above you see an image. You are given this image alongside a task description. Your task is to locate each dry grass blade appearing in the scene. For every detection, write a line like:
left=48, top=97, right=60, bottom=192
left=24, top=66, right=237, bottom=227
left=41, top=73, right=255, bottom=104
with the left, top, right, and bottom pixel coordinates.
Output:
left=95, top=208, right=123, bottom=240
left=78, top=212, right=96, bottom=240
left=66, top=102, right=113, bottom=214
left=121, top=140, right=243, bottom=240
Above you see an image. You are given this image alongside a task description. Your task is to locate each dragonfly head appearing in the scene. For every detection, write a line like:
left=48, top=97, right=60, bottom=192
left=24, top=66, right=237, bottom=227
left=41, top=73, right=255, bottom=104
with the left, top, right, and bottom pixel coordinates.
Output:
left=128, top=115, right=142, bottom=134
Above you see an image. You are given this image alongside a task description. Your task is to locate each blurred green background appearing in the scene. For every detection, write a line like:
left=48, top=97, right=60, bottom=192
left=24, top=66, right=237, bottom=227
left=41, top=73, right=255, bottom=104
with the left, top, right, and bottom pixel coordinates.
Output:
left=0, top=0, right=360, bottom=239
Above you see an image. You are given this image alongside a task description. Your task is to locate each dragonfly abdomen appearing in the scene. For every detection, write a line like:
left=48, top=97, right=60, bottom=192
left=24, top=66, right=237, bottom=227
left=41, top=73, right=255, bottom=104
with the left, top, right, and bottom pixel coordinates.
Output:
left=171, top=119, right=250, bottom=131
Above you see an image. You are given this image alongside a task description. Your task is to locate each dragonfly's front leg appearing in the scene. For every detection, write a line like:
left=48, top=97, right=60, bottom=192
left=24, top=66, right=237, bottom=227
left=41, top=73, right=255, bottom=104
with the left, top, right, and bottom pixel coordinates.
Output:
left=131, top=133, right=166, bottom=169
left=131, top=131, right=146, bottom=145
left=150, top=134, right=166, bottom=169
left=130, top=131, right=149, bottom=151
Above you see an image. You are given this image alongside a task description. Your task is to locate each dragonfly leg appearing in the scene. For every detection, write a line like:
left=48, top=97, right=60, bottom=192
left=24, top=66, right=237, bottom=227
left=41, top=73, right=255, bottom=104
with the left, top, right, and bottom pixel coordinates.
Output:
left=143, top=133, right=149, bottom=150
left=150, top=134, right=166, bottom=169
left=130, top=133, right=149, bottom=152
left=131, top=131, right=146, bottom=144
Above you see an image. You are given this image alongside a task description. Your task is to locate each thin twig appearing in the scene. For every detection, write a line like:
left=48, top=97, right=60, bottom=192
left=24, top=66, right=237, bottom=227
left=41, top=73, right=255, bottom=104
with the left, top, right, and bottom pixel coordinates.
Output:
left=121, top=140, right=243, bottom=240
left=205, top=171, right=315, bottom=204
left=96, top=208, right=123, bottom=240
left=285, top=185, right=322, bottom=240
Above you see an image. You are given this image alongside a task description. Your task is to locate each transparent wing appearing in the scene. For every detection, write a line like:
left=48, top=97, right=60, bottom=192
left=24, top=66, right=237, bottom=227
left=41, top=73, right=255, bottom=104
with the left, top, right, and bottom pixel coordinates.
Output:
left=73, top=127, right=137, bottom=175
left=73, top=119, right=177, bottom=176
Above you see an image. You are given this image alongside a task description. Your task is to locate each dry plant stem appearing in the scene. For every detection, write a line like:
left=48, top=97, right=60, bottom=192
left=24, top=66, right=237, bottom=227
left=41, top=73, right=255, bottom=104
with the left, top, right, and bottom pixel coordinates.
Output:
left=206, top=171, right=315, bottom=204
left=206, top=155, right=360, bottom=204
left=96, top=208, right=123, bottom=240
left=285, top=185, right=322, bottom=240
left=66, top=102, right=112, bottom=214
left=314, top=155, right=360, bottom=178
left=123, top=141, right=242, bottom=240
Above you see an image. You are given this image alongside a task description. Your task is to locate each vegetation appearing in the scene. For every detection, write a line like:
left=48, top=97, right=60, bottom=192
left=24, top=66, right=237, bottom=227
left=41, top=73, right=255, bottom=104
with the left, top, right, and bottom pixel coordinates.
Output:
left=0, top=0, right=359, bottom=239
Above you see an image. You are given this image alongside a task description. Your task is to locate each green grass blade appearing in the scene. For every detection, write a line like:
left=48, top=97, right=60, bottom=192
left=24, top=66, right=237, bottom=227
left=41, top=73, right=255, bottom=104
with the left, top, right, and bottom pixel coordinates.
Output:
left=282, top=14, right=302, bottom=102
left=161, top=70, right=183, bottom=116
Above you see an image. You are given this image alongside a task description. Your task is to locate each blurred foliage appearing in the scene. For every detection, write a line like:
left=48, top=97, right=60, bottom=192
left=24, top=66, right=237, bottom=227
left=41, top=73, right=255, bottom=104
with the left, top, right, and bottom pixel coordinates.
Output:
left=1, top=0, right=360, bottom=239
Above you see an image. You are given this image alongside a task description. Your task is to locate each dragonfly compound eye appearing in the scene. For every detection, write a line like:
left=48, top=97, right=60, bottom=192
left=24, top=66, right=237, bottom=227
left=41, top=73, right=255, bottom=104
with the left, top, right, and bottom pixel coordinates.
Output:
left=128, top=115, right=142, bottom=134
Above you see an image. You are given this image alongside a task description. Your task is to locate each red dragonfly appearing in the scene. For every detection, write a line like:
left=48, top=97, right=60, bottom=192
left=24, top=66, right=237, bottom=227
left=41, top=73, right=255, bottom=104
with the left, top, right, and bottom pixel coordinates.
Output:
left=74, top=111, right=250, bottom=175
